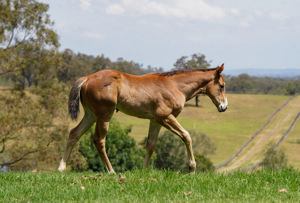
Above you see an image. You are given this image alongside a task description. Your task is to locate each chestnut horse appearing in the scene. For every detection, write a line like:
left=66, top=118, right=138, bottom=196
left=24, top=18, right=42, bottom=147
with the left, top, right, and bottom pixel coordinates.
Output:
left=58, top=64, right=228, bottom=173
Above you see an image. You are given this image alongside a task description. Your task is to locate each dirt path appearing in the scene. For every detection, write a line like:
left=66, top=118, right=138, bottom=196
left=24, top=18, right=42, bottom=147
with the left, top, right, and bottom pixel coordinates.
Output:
left=216, top=95, right=300, bottom=172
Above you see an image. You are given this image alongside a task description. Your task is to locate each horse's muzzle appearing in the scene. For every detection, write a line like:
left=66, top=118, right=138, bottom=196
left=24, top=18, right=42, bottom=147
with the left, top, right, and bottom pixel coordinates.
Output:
left=218, top=99, right=228, bottom=112
left=218, top=105, right=228, bottom=112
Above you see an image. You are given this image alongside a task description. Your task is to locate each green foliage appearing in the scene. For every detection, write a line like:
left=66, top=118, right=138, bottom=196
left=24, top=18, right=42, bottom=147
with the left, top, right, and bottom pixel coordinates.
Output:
left=227, top=74, right=255, bottom=94
left=57, top=50, right=160, bottom=84
left=194, top=153, right=214, bottom=172
left=1, top=169, right=300, bottom=202
left=226, top=74, right=300, bottom=95
left=79, top=119, right=145, bottom=172
left=0, top=0, right=59, bottom=48
left=262, top=146, right=288, bottom=170
left=0, top=86, right=70, bottom=171
left=149, top=130, right=216, bottom=171
left=173, top=53, right=211, bottom=70
left=151, top=131, right=186, bottom=170
left=1, top=0, right=60, bottom=89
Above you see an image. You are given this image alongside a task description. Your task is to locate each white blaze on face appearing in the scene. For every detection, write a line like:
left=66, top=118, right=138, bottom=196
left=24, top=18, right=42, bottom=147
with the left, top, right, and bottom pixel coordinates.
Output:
left=218, top=97, right=228, bottom=112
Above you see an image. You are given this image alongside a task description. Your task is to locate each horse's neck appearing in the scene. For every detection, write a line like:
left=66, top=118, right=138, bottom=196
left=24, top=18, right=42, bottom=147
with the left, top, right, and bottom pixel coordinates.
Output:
left=171, top=71, right=213, bottom=101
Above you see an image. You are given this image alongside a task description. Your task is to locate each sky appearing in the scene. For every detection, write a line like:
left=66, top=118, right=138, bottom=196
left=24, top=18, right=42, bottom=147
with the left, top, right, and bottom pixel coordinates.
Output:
left=42, top=0, right=300, bottom=71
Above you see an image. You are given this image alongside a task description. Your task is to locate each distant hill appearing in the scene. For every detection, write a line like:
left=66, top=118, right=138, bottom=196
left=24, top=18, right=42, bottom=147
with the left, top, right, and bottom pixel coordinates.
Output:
left=224, top=68, right=300, bottom=78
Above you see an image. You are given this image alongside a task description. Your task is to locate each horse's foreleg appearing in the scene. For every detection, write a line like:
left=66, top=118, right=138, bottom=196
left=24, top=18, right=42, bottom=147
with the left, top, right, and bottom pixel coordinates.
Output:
left=143, top=120, right=162, bottom=169
left=58, top=112, right=95, bottom=172
left=93, top=120, right=115, bottom=174
left=159, top=114, right=196, bottom=173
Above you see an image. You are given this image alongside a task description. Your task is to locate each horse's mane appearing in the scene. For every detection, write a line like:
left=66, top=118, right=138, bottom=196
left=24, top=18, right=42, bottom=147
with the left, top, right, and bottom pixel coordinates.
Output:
left=154, top=67, right=218, bottom=76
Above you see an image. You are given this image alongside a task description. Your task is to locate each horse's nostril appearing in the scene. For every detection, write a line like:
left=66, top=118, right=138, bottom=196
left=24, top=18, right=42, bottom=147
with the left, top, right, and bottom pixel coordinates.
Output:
left=218, top=105, right=228, bottom=112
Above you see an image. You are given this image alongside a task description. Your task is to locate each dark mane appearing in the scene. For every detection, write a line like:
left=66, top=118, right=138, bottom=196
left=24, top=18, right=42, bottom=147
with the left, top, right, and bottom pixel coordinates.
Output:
left=154, top=67, right=218, bottom=76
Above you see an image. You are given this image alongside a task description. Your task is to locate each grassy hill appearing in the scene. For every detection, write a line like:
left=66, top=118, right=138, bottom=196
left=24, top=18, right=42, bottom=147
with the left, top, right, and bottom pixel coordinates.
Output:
left=112, top=94, right=300, bottom=169
left=1, top=169, right=299, bottom=202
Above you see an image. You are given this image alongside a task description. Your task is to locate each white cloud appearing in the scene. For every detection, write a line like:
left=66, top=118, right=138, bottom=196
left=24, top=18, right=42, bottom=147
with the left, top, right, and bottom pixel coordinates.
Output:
left=230, top=8, right=241, bottom=16
left=106, top=4, right=125, bottom=15
left=240, top=21, right=250, bottom=28
left=106, top=0, right=225, bottom=22
left=254, top=10, right=263, bottom=17
left=83, top=31, right=104, bottom=40
left=80, top=0, right=91, bottom=10
left=270, top=12, right=288, bottom=21
left=175, top=0, right=225, bottom=21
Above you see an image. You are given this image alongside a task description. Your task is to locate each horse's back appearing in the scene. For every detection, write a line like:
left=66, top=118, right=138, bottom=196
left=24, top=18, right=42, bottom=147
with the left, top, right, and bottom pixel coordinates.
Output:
left=80, top=69, right=185, bottom=119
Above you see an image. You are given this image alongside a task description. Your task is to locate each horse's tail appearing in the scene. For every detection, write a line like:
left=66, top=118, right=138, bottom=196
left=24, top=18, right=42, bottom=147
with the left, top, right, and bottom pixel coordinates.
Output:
left=68, top=77, right=87, bottom=120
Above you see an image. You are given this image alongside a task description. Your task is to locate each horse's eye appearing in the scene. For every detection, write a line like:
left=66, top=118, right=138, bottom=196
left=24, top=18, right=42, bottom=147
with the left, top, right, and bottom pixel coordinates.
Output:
left=220, top=84, right=224, bottom=89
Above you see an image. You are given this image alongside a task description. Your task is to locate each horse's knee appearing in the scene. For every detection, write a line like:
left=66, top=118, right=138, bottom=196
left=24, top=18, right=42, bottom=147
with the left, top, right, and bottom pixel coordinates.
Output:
left=146, top=138, right=156, bottom=149
left=182, top=130, right=192, bottom=145
left=93, top=135, right=105, bottom=149
left=67, top=129, right=80, bottom=145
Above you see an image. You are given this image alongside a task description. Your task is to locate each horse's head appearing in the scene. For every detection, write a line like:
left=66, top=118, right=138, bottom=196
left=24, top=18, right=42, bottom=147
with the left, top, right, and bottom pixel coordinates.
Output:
left=206, top=64, right=228, bottom=112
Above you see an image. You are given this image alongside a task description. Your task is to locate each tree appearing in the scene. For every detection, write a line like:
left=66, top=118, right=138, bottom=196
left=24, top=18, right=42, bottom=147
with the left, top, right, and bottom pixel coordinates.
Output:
left=79, top=119, right=145, bottom=172
left=146, top=130, right=216, bottom=172
left=57, top=49, right=97, bottom=84
left=110, top=57, right=146, bottom=75
left=0, top=84, right=74, bottom=171
left=174, top=53, right=211, bottom=70
left=226, top=74, right=255, bottom=94
left=174, top=53, right=211, bottom=106
left=262, top=146, right=288, bottom=170
left=0, top=0, right=60, bottom=88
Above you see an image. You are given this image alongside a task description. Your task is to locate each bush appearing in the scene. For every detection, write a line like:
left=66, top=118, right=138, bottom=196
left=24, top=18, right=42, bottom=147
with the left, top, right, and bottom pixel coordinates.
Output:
left=0, top=87, right=70, bottom=172
left=194, top=154, right=214, bottom=172
left=151, top=131, right=186, bottom=170
left=146, top=130, right=216, bottom=172
left=79, top=119, right=145, bottom=172
left=262, top=146, right=288, bottom=170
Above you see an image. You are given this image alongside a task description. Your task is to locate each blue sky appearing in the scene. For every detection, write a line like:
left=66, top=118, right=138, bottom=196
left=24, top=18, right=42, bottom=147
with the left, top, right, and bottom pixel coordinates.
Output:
left=42, top=0, right=300, bottom=71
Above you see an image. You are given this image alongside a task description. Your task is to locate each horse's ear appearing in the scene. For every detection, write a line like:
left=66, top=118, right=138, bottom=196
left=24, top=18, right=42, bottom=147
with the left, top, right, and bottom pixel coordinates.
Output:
left=215, top=63, right=224, bottom=77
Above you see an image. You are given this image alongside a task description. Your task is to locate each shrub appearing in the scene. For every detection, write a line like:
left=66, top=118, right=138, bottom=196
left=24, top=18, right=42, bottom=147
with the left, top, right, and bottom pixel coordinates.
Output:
left=146, top=130, right=216, bottom=172
left=262, top=146, right=288, bottom=170
left=151, top=131, right=186, bottom=170
left=194, top=153, right=214, bottom=172
left=79, top=119, right=145, bottom=172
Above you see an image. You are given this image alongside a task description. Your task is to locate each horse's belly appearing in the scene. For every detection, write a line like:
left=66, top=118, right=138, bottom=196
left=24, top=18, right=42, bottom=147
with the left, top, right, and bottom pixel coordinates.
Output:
left=116, top=103, right=154, bottom=119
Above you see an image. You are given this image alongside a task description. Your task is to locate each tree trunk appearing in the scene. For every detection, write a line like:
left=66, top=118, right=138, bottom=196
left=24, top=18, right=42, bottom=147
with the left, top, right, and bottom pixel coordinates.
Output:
left=195, top=95, right=199, bottom=107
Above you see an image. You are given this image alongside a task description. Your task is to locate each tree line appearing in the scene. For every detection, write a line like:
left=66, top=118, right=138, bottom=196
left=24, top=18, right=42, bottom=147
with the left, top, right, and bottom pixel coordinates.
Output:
left=225, top=74, right=300, bottom=95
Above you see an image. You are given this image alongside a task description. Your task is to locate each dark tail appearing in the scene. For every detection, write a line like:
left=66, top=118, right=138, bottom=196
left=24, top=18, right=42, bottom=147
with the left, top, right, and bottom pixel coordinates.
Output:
left=68, top=77, right=87, bottom=120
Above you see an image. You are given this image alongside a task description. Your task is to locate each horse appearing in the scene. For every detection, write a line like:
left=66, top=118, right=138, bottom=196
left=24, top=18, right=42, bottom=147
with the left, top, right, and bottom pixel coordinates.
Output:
left=58, top=64, right=228, bottom=173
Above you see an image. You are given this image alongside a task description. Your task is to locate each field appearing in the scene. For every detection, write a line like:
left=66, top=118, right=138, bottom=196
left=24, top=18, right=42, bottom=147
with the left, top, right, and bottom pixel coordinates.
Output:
left=1, top=169, right=299, bottom=202
left=112, top=94, right=300, bottom=169
left=1, top=92, right=300, bottom=202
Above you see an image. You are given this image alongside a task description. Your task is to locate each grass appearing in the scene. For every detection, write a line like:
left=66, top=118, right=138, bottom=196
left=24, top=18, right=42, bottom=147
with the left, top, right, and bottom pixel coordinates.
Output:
left=2, top=87, right=299, bottom=169
left=221, top=95, right=300, bottom=170
left=113, top=94, right=298, bottom=165
left=1, top=169, right=299, bottom=202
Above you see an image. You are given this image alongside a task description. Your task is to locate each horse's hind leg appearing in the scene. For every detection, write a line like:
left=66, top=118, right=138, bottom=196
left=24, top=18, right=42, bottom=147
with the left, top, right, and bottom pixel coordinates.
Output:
left=143, top=119, right=161, bottom=169
left=58, top=110, right=95, bottom=172
left=93, top=118, right=115, bottom=174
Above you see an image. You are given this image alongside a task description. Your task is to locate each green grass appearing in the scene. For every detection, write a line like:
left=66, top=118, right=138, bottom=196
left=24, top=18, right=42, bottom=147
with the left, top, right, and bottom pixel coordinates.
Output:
left=114, top=94, right=299, bottom=166
left=1, top=169, right=299, bottom=202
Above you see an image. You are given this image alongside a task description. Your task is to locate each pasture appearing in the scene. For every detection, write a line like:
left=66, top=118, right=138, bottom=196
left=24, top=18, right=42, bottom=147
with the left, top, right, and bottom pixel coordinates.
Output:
left=113, top=94, right=300, bottom=169
left=1, top=169, right=299, bottom=202
left=1, top=93, right=300, bottom=202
